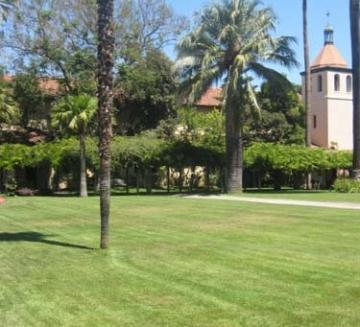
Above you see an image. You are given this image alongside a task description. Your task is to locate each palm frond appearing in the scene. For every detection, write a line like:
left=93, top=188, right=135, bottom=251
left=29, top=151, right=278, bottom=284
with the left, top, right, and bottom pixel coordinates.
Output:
left=175, top=0, right=296, bottom=115
left=51, top=94, right=97, bottom=134
left=249, top=62, right=292, bottom=88
left=265, top=36, right=299, bottom=67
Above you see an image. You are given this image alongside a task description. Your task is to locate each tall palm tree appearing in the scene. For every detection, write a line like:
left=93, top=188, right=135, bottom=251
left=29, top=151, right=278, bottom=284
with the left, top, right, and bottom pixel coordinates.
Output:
left=52, top=94, right=97, bottom=197
left=350, top=0, right=360, bottom=180
left=303, top=0, right=312, bottom=190
left=176, top=0, right=297, bottom=192
left=303, top=0, right=311, bottom=147
left=97, top=0, right=115, bottom=249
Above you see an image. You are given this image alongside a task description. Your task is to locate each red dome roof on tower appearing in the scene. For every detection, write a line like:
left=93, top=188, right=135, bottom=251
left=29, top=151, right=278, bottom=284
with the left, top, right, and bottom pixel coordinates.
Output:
left=311, top=23, right=348, bottom=69
left=311, top=44, right=348, bottom=69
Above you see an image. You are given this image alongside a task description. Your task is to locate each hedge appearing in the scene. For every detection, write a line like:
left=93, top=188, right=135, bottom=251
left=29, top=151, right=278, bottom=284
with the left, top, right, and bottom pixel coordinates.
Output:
left=244, top=143, right=352, bottom=172
left=0, top=137, right=352, bottom=173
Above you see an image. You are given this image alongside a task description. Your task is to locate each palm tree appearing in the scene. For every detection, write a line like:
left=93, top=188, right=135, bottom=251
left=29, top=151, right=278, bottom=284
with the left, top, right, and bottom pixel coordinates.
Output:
left=176, top=0, right=297, bottom=192
left=52, top=94, right=97, bottom=197
left=97, top=0, right=115, bottom=249
left=303, top=0, right=312, bottom=189
left=350, top=0, right=360, bottom=180
left=303, top=0, right=311, bottom=147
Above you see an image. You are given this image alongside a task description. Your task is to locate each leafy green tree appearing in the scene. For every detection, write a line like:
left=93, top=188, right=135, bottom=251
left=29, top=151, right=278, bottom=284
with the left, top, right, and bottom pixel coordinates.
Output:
left=350, top=0, right=360, bottom=180
left=4, top=0, right=185, bottom=94
left=116, top=0, right=188, bottom=64
left=0, top=80, right=19, bottom=126
left=176, top=0, right=297, bottom=192
left=114, top=49, right=176, bottom=135
left=52, top=94, right=97, bottom=197
left=243, top=82, right=305, bottom=145
left=175, top=107, right=206, bottom=142
left=4, top=0, right=97, bottom=94
left=170, top=107, right=225, bottom=149
left=12, top=71, right=49, bottom=129
left=97, top=0, right=115, bottom=249
left=0, top=0, right=14, bottom=23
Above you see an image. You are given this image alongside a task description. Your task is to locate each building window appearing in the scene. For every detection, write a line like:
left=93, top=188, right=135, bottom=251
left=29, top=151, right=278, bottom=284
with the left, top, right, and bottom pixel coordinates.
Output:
left=334, top=74, right=340, bottom=91
left=317, top=75, right=323, bottom=92
left=313, top=115, right=317, bottom=129
left=347, top=75, right=352, bottom=92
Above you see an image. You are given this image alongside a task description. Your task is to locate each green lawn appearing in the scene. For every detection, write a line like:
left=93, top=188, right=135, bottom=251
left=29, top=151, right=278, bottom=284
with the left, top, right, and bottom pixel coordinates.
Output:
left=1, top=196, right=360, bottom=326
left=241, top=189, right=360, bottom=203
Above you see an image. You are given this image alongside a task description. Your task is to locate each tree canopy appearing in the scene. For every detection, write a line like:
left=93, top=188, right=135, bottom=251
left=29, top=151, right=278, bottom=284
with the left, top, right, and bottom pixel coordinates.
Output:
left=114, top=49, right=176, bottom=135
left=176, top=0, right=298, bottom=191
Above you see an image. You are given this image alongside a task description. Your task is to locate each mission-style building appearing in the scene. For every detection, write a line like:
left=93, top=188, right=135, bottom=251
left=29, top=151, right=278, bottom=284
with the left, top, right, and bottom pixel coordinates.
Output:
left=302, top=24, right=353, bottom=150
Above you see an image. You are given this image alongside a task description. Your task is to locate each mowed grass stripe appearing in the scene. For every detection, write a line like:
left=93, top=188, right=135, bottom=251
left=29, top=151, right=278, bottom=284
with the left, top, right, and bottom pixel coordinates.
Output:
left=1, top=196, right=360, bottom=326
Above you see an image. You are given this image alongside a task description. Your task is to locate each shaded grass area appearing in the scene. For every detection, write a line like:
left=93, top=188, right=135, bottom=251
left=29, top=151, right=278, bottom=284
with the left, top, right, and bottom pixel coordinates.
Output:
left=1, top=196, right=360, bottom=326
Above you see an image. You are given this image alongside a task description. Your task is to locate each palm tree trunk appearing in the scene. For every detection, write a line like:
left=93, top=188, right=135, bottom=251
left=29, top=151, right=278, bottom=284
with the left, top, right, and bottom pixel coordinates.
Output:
left=125, top=166, right=129, bottom=194
left=145, top=167, right=152, bottom=194
left=225, top=94, right=243, bottom=192
left=351, top=0, right=360, bottom=180
left=303, top=0, right=313, bottom=189
left=79, top=132, right=88, bottom=197
left=167, top=166, right=170, bottom=193
left=303, top=0, right=312, bottom=147
left=136, top=167, right=140, bottom=194
left=97, top=0, right=115, bottom=249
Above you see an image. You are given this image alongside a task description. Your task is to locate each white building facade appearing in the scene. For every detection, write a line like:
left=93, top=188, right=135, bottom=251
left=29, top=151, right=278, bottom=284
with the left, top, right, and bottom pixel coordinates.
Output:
left=302, top=25, right=353, bottom=150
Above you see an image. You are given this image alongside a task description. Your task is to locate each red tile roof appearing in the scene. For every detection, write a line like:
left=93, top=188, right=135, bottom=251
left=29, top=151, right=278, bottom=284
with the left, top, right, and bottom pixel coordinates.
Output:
left=2, top=75, right=13, bottom=83
left=311, top=44, right=348, bottom=69
left=1, top=75, right=61, bottom=94
left=195, top=88, right=222, bottom=107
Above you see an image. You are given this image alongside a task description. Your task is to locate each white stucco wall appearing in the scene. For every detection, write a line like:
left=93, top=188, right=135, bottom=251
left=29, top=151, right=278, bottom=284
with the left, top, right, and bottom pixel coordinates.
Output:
left=308, top=72, right=328, bottom=147
left=304, top=69, right=353, bottom=150
left=327, top=98, right=353, bottom=149
left=326, top=71, right=353, bottom=150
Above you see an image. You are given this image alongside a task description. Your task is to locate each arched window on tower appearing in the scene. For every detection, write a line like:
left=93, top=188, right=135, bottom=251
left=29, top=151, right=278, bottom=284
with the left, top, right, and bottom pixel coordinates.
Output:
left=346, top=75, right=352, bottom=92
left=334, top=74, right=340, bottom=92
left=317, top=75, right=323, bottom=92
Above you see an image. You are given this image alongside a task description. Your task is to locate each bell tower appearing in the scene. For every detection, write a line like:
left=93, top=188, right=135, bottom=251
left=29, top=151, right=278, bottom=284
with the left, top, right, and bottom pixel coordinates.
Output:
left=302, top=22, right=353, bottom=150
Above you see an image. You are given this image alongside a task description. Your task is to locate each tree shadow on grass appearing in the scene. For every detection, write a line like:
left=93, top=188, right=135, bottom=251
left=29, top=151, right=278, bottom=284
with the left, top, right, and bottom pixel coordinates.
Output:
left=0, top=232, right=94, bottom=250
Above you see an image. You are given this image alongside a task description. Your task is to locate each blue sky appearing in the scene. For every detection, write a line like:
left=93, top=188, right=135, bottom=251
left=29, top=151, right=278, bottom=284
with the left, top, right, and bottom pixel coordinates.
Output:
left=168, top=0, right=351, bottom=84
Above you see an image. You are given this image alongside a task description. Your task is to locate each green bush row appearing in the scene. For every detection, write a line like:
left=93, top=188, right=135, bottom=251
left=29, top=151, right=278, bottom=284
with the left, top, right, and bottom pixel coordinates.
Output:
left=244, top=143, right=352, bottom=172
left=0, top=137, right=352, bottom=173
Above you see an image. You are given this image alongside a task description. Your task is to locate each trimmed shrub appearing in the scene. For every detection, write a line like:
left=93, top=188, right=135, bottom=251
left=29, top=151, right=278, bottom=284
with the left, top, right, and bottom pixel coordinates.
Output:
left=333, top=178, right=360, bottom=193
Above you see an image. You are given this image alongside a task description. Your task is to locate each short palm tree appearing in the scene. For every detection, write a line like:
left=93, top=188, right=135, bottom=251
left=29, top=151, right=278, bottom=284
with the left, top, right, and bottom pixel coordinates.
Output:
left=176, top=0, right=297, bottom=192
left=350, top=0, right=360, bottom=180
left=52, top=94, right=97, bottom=197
